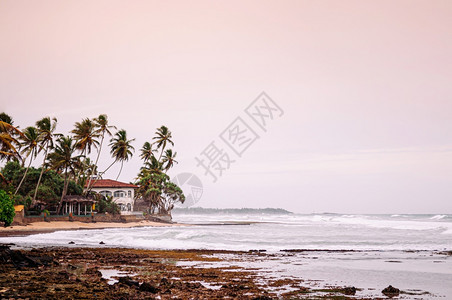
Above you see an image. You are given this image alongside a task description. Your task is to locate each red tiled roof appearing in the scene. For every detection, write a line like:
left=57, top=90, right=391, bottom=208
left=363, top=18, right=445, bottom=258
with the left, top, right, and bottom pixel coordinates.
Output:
left=85, top=179, right=138, bottom=188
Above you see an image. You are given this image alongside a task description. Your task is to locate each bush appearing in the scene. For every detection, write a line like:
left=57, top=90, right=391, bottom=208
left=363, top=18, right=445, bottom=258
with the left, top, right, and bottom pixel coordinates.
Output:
left=0, top=189, right=15, bottom=227
left=96, top=195, right=120, bottom=215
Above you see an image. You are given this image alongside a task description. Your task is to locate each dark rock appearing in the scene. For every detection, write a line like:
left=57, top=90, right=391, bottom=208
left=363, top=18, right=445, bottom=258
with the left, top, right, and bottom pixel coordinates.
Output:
left=139, top=282, right=158, bottom=293
left=99, top=241, right=105, bottom=245
left=185, top=282, right=202, bottom=289
left=58, top=270, right=70, bottom=279
left=342, top=286, right=357, bottom=295
left=0, top=245, right=41, bottom=268
left=382, top=285, right=400, bottom=297
left=33, top=255, right=56, bottom=266
left=118, top=276, right=139, bottom=287
left=68, top=241, right=75, bottom=244
left=86, top=267, right=102, bottom=277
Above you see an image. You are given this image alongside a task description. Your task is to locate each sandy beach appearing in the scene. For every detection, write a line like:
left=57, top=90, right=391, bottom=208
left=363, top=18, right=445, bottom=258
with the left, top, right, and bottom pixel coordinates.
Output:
left=0, top=220, right=187, bottom=237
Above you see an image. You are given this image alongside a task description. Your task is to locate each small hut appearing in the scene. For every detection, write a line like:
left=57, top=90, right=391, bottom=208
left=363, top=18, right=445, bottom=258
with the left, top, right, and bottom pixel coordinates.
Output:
left=62, top=195, right=97, bottom=216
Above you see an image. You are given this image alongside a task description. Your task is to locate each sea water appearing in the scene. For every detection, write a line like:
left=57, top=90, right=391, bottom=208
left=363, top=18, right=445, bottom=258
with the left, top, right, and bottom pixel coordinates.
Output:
left=1, top=212, right=452, bottom=298
left=2, top=213, right=451, bottom=251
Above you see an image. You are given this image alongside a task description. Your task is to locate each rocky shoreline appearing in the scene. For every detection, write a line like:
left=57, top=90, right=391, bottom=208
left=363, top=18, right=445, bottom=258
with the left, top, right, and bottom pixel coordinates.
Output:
left=0, top=244, right=397, bottom=299
left=0, top=244, right=429, bottom=299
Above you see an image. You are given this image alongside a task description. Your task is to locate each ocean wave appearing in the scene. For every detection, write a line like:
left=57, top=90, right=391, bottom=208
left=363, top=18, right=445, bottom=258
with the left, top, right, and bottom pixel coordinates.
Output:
left=2, top=214, right=452, bottom=252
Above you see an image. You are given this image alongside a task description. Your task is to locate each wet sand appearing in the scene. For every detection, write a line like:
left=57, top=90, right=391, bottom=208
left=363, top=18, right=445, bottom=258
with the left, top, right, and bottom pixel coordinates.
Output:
left=0, top=220, right=187, bottom=237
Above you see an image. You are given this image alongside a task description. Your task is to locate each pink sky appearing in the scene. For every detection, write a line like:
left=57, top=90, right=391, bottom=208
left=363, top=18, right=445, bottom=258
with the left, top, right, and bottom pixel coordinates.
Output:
left=1, top=1, right=451, bottom=213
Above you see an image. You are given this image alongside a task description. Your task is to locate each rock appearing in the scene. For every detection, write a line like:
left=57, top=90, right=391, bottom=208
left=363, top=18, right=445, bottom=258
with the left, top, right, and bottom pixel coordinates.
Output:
left=99, top=241, right=105, bottom=245
left=382, top=285, right=400, bottom=297
left=58, top=270, right=70, bottom=279
left=86, top=267, right=102, bottom=277
left=139, top=282, right=158, bottom=293
left=0, top=245, right=41, bottom=268
left=68, top=241, right=75, bottom=244
left=118, top=276, right=139, bottom=287
left=342, top=286, right=357, bottom=295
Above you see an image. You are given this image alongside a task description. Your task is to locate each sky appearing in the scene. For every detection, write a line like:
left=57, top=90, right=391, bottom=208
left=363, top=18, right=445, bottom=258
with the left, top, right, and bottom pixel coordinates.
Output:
left=1, top=0, right=451, bottom=213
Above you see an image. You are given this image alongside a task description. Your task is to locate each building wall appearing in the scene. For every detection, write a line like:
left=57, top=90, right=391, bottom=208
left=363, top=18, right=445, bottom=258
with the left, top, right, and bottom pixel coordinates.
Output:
left=91, top=187, right=135, bottom=214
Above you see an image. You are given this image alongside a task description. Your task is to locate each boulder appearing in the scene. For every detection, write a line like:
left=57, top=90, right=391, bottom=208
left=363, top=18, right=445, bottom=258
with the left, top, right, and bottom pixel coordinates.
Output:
left=382, top=285, right=400, bottom=297
left=139, top=282, right=158, bottom=293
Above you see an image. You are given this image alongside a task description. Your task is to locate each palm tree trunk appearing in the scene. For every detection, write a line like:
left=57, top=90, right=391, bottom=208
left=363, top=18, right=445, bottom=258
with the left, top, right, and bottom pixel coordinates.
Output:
left=32, top=144, right=49, bottom=202
left=86, top=159, right=116, bottom=194
left=57, top=168, right=69, bottom=215
left=86, top=133, right=104, bottom=193
left=75, top=148, right=86, bottom=184
left=14, top=154, right=33, bottom=195
left=116, top=161, right=124, bottom=181
left=158, top=147, right=164, bottom=163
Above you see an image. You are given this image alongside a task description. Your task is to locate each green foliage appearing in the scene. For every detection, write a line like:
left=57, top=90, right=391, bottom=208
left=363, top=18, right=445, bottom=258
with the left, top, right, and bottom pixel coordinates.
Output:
left=136, top=126, right=183, bottom=215
left=0, top=161, right=83, bottom=210
left=136, top=172, right=185, bottom=214
left=96, top=195, right=120, bottom=215
left=0, top=189, right=15, bottom=227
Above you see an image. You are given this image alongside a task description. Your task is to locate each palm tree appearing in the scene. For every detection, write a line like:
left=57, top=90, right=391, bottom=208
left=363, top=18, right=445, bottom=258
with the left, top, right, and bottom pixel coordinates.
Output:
left=162, top=149, right=178, bottom=172
left=77, top=157, right=97, bottom=188
left=32, top=117, right=58, bottom=202
left=14, top=126, right=41, bottom=195
left=153, top=126, right=174, bottom=161
left=138, top=155, right=163, bottom=178
left=139, top=141, right=155, bottom=162
left=109, top=129, right=135, bottom=180
left=85, top=115, right=116, bottom=191
left=71, top=118, right=99, bottom=184
left=71, top=118, right=100, bottom=156
left=0, top=112, right=23, bottom=163
left=47, top=136, right=82, bottom=214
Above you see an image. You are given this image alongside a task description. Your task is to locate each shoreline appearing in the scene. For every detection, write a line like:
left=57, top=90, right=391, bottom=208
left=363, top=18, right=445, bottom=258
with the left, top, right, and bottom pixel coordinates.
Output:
left=0, top=245, right=405, bottom=299
left=0, top=220, right=188, bottom=237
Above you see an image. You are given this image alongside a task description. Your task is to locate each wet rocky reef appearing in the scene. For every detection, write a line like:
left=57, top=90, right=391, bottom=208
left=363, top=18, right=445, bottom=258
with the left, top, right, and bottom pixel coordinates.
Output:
left=1, top=245, right=408, bottom=299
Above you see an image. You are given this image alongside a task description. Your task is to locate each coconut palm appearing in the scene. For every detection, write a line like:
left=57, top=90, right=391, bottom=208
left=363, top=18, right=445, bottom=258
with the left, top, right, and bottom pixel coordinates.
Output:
left=84, top=115, right=116, bottom=191
left=109, top=129, right=135, bottom=180
left=0, top=112, right=23, bottom=162
left=139, top=141, right=155, bottom=162
left=71, top=118, right=100, bottom=184
left=32, top=117, right=58, bottom=202
left=92, top=114, right=116, bottom=172
left=71, top=118, right=100, bottom=156
left=47, top=136, right=82, bottom=214
left=162, top=149, right=178, bottom=172
left=153, top=126, right=174, bottom=160
left=14, top=126, right=41, bottom=195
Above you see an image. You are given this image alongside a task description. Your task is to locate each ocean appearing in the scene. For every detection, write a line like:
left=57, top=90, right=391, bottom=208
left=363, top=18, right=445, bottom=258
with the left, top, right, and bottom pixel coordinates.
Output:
left=2, top=212, right=452, bottom=298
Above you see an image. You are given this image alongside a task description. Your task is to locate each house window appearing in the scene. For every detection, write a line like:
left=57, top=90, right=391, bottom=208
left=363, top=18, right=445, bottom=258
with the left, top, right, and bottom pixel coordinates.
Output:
left=114, top=190, right=126, bottom=197
left=100, top=191, right=112, bottom=197
left=128, top=190, right=132, bottom=198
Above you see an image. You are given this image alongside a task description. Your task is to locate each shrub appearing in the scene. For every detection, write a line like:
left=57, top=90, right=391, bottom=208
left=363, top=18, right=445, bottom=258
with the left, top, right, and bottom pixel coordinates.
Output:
left=0, top=189, right=15, bottom=227
left=96, top=195, right=120, bottom=215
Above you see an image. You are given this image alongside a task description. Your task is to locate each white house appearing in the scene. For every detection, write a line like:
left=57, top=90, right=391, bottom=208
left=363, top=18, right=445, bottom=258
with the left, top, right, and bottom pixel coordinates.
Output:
left=86, top=179, right=137, bottom=214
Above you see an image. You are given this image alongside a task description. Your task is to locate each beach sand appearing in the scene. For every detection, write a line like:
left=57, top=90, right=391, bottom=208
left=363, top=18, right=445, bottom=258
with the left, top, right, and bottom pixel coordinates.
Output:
left=0, top=220, right=187, bottom=237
